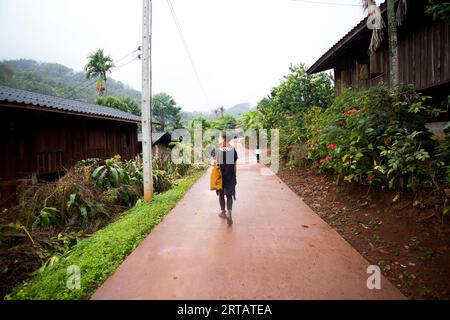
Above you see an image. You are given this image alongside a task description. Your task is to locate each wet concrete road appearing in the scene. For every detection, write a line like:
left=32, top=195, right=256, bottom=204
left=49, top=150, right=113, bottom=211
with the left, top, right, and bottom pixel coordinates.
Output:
left=92, top=139, right=404, bottom=300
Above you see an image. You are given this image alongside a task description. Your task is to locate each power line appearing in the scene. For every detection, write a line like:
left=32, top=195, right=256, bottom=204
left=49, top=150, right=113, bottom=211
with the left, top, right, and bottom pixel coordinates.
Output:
left=166, top=0, right=210, bottom=105
left=112, top=56, right=140, bottom=73
left=291, top=0, right=361, bottom=7
left=114, top=46, right=142, bottom=65
left=71, top=56, right=140, bottom=97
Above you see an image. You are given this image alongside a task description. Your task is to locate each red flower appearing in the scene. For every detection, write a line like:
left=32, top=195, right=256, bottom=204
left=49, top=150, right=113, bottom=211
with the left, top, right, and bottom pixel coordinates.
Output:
left=327, top=144, right=337, bottom=150
left=366, top=175, right=375, bottom=182
left=320, top=156, right=331, bottom=163
left=344, top=109, right=359, bottom=116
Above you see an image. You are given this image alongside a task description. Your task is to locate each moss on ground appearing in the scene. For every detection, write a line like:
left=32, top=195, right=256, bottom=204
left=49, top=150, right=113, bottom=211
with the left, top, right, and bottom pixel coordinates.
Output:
left=6, top=170, right=205, bottom=300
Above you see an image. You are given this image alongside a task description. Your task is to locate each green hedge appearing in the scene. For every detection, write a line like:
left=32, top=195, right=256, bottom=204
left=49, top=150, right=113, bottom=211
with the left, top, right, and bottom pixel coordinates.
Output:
left=6, top=170, right=205, bottom=300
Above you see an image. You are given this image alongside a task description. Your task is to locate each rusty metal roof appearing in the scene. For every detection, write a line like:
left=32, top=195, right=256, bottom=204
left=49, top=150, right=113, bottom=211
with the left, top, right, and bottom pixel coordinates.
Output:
left=0, top=84, right=141, bottom=123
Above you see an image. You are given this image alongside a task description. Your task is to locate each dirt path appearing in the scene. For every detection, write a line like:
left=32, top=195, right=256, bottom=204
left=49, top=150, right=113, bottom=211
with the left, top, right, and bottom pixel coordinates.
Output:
left=92, top=139, right=404, bottom=300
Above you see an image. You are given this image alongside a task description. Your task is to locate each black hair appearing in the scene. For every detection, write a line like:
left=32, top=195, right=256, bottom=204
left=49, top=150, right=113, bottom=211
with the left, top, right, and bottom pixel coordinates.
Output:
left=221, top=131, right=229, bottom=142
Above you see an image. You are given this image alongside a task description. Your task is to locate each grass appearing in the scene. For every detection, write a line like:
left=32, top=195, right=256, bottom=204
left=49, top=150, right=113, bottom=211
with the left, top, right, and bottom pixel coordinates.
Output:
left=6, top=169, right=205, bottom=300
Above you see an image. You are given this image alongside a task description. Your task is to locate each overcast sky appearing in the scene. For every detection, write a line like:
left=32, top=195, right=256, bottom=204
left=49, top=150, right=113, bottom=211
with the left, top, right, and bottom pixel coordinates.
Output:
left=0, top=0, right=383, bottom=112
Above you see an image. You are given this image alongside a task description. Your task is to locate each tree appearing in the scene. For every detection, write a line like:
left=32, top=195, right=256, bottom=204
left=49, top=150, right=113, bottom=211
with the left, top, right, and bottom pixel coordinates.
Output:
left=95, top=96, right=141, bottom=116
left=152, top=92, right=182, bottom=131
left=239, top=111, right=263, bottom=132
left=190, top=115, right=210, bottom=130
left=0, top=64, right=13, bottom=83
left=426, top=0, right=450, bottom=24
left=214, top=106, right=225, bottom=118
left=0, top=59, right=141, bottom=103
left=210, top=115, right=237, bottom=131
left=362, top=0, right=407, bottom=86
left=84, top=49, right=114, bottom=96
left=265, top=64, right=333, bottom=126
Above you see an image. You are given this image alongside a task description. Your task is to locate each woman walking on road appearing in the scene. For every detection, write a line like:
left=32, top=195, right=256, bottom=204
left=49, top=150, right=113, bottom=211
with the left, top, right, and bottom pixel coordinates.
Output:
left=215, top=132, right=238, bottom=225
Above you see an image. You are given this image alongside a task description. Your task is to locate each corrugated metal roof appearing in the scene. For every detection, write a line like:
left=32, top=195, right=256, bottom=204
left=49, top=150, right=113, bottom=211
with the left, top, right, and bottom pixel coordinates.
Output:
left=138, top=131, right=172, bottom=145
left=0, top=84, right=141, bottom=123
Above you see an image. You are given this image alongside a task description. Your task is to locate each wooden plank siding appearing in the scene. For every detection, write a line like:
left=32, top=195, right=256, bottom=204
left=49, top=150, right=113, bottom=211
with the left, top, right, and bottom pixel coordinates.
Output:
left=330, top=12, right=450, bottom=96
left=0, top=105, right=138, bottom=208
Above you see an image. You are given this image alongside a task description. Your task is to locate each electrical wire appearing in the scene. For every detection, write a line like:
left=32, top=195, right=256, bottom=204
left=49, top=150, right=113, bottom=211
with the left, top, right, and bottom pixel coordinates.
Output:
left=111, top=56, right=140, bottom=73
left=291, top=0, right=361, bottom=7
left=114, top=46, right=141, bottom=65
left=71, top=56, right=140, bottom=98
left=166, top=0, right=210, bottom=105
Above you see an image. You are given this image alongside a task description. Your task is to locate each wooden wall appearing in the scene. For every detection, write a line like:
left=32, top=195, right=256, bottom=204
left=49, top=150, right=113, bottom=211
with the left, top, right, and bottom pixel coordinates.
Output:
left=0, top=105, right=138, bottom=207
left=334, top=10, right=450, bottom=97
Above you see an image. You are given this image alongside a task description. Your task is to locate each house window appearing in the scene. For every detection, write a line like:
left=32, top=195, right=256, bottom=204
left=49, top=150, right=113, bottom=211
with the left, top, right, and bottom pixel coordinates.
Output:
left=370, top=50, right=385, bottom=77
left=357, top=58, right=370, bottom=80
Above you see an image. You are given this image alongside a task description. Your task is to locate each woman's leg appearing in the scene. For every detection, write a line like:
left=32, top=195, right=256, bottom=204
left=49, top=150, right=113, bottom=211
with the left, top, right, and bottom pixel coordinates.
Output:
left=226, top=195, right=233, bottom=211
left=219, top=190, right=225, bottom=211
left=226, top=194, right=233, bottom=225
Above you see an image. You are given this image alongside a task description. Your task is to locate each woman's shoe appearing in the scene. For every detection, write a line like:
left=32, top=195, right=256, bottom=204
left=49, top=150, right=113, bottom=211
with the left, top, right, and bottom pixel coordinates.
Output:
left=226, top=210, right=233, bottom=225
left=219, top=211, right=226, bottom=219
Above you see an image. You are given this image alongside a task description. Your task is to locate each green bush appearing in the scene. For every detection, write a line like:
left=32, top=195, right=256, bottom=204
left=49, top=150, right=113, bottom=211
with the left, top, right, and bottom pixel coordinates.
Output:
left=253, top=64, right=334, bottom=160
left=302, top=85, right=439, bottom=191
left=435, top=121, right=450, bottom=187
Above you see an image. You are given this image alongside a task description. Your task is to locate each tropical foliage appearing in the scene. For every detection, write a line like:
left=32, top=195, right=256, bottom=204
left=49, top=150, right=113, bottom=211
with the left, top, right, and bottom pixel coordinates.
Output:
left=0, top=59, right=140, bottom=103
left=95, top=95, right=141, bottom=116
left=84, top=49, right=114, bottom=96
left=6, top=171, right=205, bottom=300
left=255, top=64, right=334, bottom=155
left=210, top=114, right=238, bottom=131
left=1, top=153, right=208, bottom=298
left=302, top=85, right=440, bottom=191
left=152, top=92, right=182, bottom=131
left=426, top=0, right=450, bottom=23
left=241, top=62, right=448, bottom=211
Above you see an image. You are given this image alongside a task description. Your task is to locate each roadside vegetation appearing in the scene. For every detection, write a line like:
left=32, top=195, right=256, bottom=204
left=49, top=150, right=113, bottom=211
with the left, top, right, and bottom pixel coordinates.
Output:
left=5, top=170, right=204, bottom=300
left=240, top=64, right=449, bottom=212
left=0, top=155, right=207, bottom=299
left=239, top=63, right=450, bottom=298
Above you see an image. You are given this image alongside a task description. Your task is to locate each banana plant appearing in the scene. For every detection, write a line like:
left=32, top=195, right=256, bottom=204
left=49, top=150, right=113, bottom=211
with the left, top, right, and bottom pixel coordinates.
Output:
left=92, top=156, right=130, bottom=189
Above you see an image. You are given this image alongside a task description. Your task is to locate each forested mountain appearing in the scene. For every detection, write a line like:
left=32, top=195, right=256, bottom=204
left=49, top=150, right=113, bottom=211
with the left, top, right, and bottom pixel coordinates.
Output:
left=181, top=103, right=254, bottom=121
left=0, top=59, right=254, bottom=121
left=0, top=59, right=141, bottom=103
left=226, top=103, right=254, bottom=117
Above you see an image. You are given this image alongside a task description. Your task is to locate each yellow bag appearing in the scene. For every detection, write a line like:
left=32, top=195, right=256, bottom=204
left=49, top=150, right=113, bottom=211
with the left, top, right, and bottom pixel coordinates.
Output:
left=210, top=163, right=222, bottom=191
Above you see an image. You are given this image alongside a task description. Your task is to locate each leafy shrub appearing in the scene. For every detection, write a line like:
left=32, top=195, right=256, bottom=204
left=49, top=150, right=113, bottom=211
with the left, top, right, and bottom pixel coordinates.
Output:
left=435, top=121, right=450, bottom=188
left=254, top=64, right=334, bottom=160
left=2, top=154, right=208, bottom=298
left=92, top=155, right=130, bottom=189
left=303, top=85, right=440, bottom=191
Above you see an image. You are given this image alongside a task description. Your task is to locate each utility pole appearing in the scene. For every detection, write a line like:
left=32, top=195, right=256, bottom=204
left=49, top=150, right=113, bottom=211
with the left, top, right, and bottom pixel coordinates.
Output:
left=141, top=0, right=153, bottom=201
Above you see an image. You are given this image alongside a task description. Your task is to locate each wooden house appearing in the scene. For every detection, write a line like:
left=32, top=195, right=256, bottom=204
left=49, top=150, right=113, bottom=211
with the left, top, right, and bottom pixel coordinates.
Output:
left=307, top=0, right=450, bottom=111
left=0, top=85, right=140, bottom=207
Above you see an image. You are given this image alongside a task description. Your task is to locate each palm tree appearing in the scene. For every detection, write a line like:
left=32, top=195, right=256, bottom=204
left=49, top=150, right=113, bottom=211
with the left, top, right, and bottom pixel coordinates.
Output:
left=84, top=49, right=114, bottom=96
left=362, top=0, right=407, bottom=86
left=214, top=106, right=225, bottom=118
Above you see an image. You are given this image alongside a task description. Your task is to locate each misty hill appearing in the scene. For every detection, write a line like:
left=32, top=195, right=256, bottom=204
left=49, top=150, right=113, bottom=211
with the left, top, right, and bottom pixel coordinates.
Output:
left=0, top=59, right=141, bottom=103
left=181, top=103, right=254, bottom=121
left=226, top=103, right=254, bottom=117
